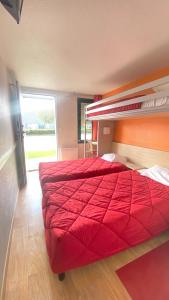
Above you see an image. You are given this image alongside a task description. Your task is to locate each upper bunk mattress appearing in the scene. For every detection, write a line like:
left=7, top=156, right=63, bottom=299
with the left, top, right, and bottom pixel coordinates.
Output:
left=42, top=170, right=169, bottom=274
left=86, top=95, right=169, bottom=120
left=39, top=157, right=129, bottom=187
left=141, top=96, right=169, bottom=109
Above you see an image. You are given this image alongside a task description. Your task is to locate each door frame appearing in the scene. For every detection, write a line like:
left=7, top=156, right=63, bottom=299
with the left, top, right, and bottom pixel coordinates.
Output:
left=9, top=80, right=27, bottom=188
left=20, top=90, right=58, bottom=169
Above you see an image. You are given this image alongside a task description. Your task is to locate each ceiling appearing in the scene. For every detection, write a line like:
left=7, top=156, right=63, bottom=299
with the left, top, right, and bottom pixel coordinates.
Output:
left=0, top=0, right=169, bottom=95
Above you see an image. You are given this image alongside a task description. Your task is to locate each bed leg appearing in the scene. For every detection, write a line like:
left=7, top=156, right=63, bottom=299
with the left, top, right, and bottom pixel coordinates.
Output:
left=58, top=273, right=65, bottom=281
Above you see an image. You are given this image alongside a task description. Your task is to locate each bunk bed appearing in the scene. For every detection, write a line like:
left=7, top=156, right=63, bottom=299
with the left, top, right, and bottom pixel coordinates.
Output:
left=40, top=75, right=169, bottom=281
left=85, top=75, right=169, bottom=122
left=86, top=91, right=169, bottom=120
left=84, top=75, right=169, bottom=157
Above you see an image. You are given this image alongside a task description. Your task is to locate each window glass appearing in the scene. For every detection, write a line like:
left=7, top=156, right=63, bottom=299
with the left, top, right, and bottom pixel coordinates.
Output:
left=77, top=98, right=93, bottom=143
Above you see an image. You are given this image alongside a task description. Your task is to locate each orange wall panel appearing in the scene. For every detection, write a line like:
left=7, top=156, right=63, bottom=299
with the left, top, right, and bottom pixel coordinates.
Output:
left=103, top=66, right=169, bottom=99
left=114, top=115, right=169, bottom=151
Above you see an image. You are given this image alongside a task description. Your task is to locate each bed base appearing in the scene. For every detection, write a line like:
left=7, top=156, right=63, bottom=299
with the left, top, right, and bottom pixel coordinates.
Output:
left=58, top=273, right=65, bottom=281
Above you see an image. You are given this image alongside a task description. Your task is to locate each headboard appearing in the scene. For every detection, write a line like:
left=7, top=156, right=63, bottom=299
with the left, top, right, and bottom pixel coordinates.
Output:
left=112, top=142, right=169, bottom=168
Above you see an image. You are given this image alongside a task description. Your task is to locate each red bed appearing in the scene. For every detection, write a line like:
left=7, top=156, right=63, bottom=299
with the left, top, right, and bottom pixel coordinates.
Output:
left=42, top=170, right=169, bottom=274
left=39, top=156, right=129, bottom=187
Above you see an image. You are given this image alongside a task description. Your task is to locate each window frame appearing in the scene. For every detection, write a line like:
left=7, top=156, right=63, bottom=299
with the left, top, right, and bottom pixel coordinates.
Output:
left=77, top=98, right=93, bottom=144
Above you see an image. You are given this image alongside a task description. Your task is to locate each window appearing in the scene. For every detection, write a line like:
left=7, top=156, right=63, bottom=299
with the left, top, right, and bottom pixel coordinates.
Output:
left=77, top=98, right=93, bottom=143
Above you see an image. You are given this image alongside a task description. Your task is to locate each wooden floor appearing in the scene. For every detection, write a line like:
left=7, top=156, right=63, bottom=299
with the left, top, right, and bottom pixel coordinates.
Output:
left=4, top=172, right=169, bottom=300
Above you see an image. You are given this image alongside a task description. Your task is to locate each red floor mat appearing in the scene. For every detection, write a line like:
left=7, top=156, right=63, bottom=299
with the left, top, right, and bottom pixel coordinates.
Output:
left=116, top=240, right=169, bottom=300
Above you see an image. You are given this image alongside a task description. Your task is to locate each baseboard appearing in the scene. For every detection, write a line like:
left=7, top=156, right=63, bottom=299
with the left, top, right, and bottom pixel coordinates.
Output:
left=0, top=189, right=19, bottom=300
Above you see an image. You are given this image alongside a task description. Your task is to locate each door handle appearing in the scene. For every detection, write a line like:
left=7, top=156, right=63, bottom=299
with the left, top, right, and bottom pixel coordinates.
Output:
left=16, top=130, right=26, bottom=135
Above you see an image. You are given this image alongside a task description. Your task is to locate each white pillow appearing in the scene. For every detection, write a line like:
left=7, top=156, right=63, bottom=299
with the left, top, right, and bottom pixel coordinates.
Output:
left=139, top=165, right=169, bottom=186
left=101, top=153, right=127, bottom=163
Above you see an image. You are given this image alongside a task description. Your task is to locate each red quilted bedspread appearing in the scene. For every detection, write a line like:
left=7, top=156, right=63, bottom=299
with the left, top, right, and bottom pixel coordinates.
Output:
left=42, top=170, right=169, bottom=274
left=39, top=157, right=129, bottom=187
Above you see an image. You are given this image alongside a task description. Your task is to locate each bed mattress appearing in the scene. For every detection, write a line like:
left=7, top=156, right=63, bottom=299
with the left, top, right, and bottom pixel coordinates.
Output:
left=39, top=157, right=129, bottom=187
left=141, top=96, right=169, bottom=109
left=42, top=170, right=169, bottom=274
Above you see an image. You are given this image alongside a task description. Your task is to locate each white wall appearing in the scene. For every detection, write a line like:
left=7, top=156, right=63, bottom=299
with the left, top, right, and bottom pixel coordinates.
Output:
left=56, top=93, right=93, bottom=160
left=56, top=93, right=78, bottom=160
left=0, top=58, right=18, bottom=298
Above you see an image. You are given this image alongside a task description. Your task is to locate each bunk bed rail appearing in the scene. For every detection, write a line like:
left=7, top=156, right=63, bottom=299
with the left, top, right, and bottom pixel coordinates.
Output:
left=84, top=76, right=169, bottom=157
left=86, top=91, right=169, bottom=121
left=86, top=75, right=169, bottom=109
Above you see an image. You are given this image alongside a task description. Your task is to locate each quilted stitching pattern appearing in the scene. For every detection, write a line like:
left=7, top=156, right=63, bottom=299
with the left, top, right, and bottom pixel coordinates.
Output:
left=39, top=157, right=129, bottom=187
left=42, top=170, right=169, bottom=273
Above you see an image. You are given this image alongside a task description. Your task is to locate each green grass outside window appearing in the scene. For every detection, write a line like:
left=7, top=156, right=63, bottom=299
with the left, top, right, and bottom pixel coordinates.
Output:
left=26, top=150, right=56, bottom=159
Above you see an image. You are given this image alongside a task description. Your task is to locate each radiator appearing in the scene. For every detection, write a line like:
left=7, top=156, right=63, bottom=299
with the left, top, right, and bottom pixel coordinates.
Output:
left=59, top=147, right=78, bottom=161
